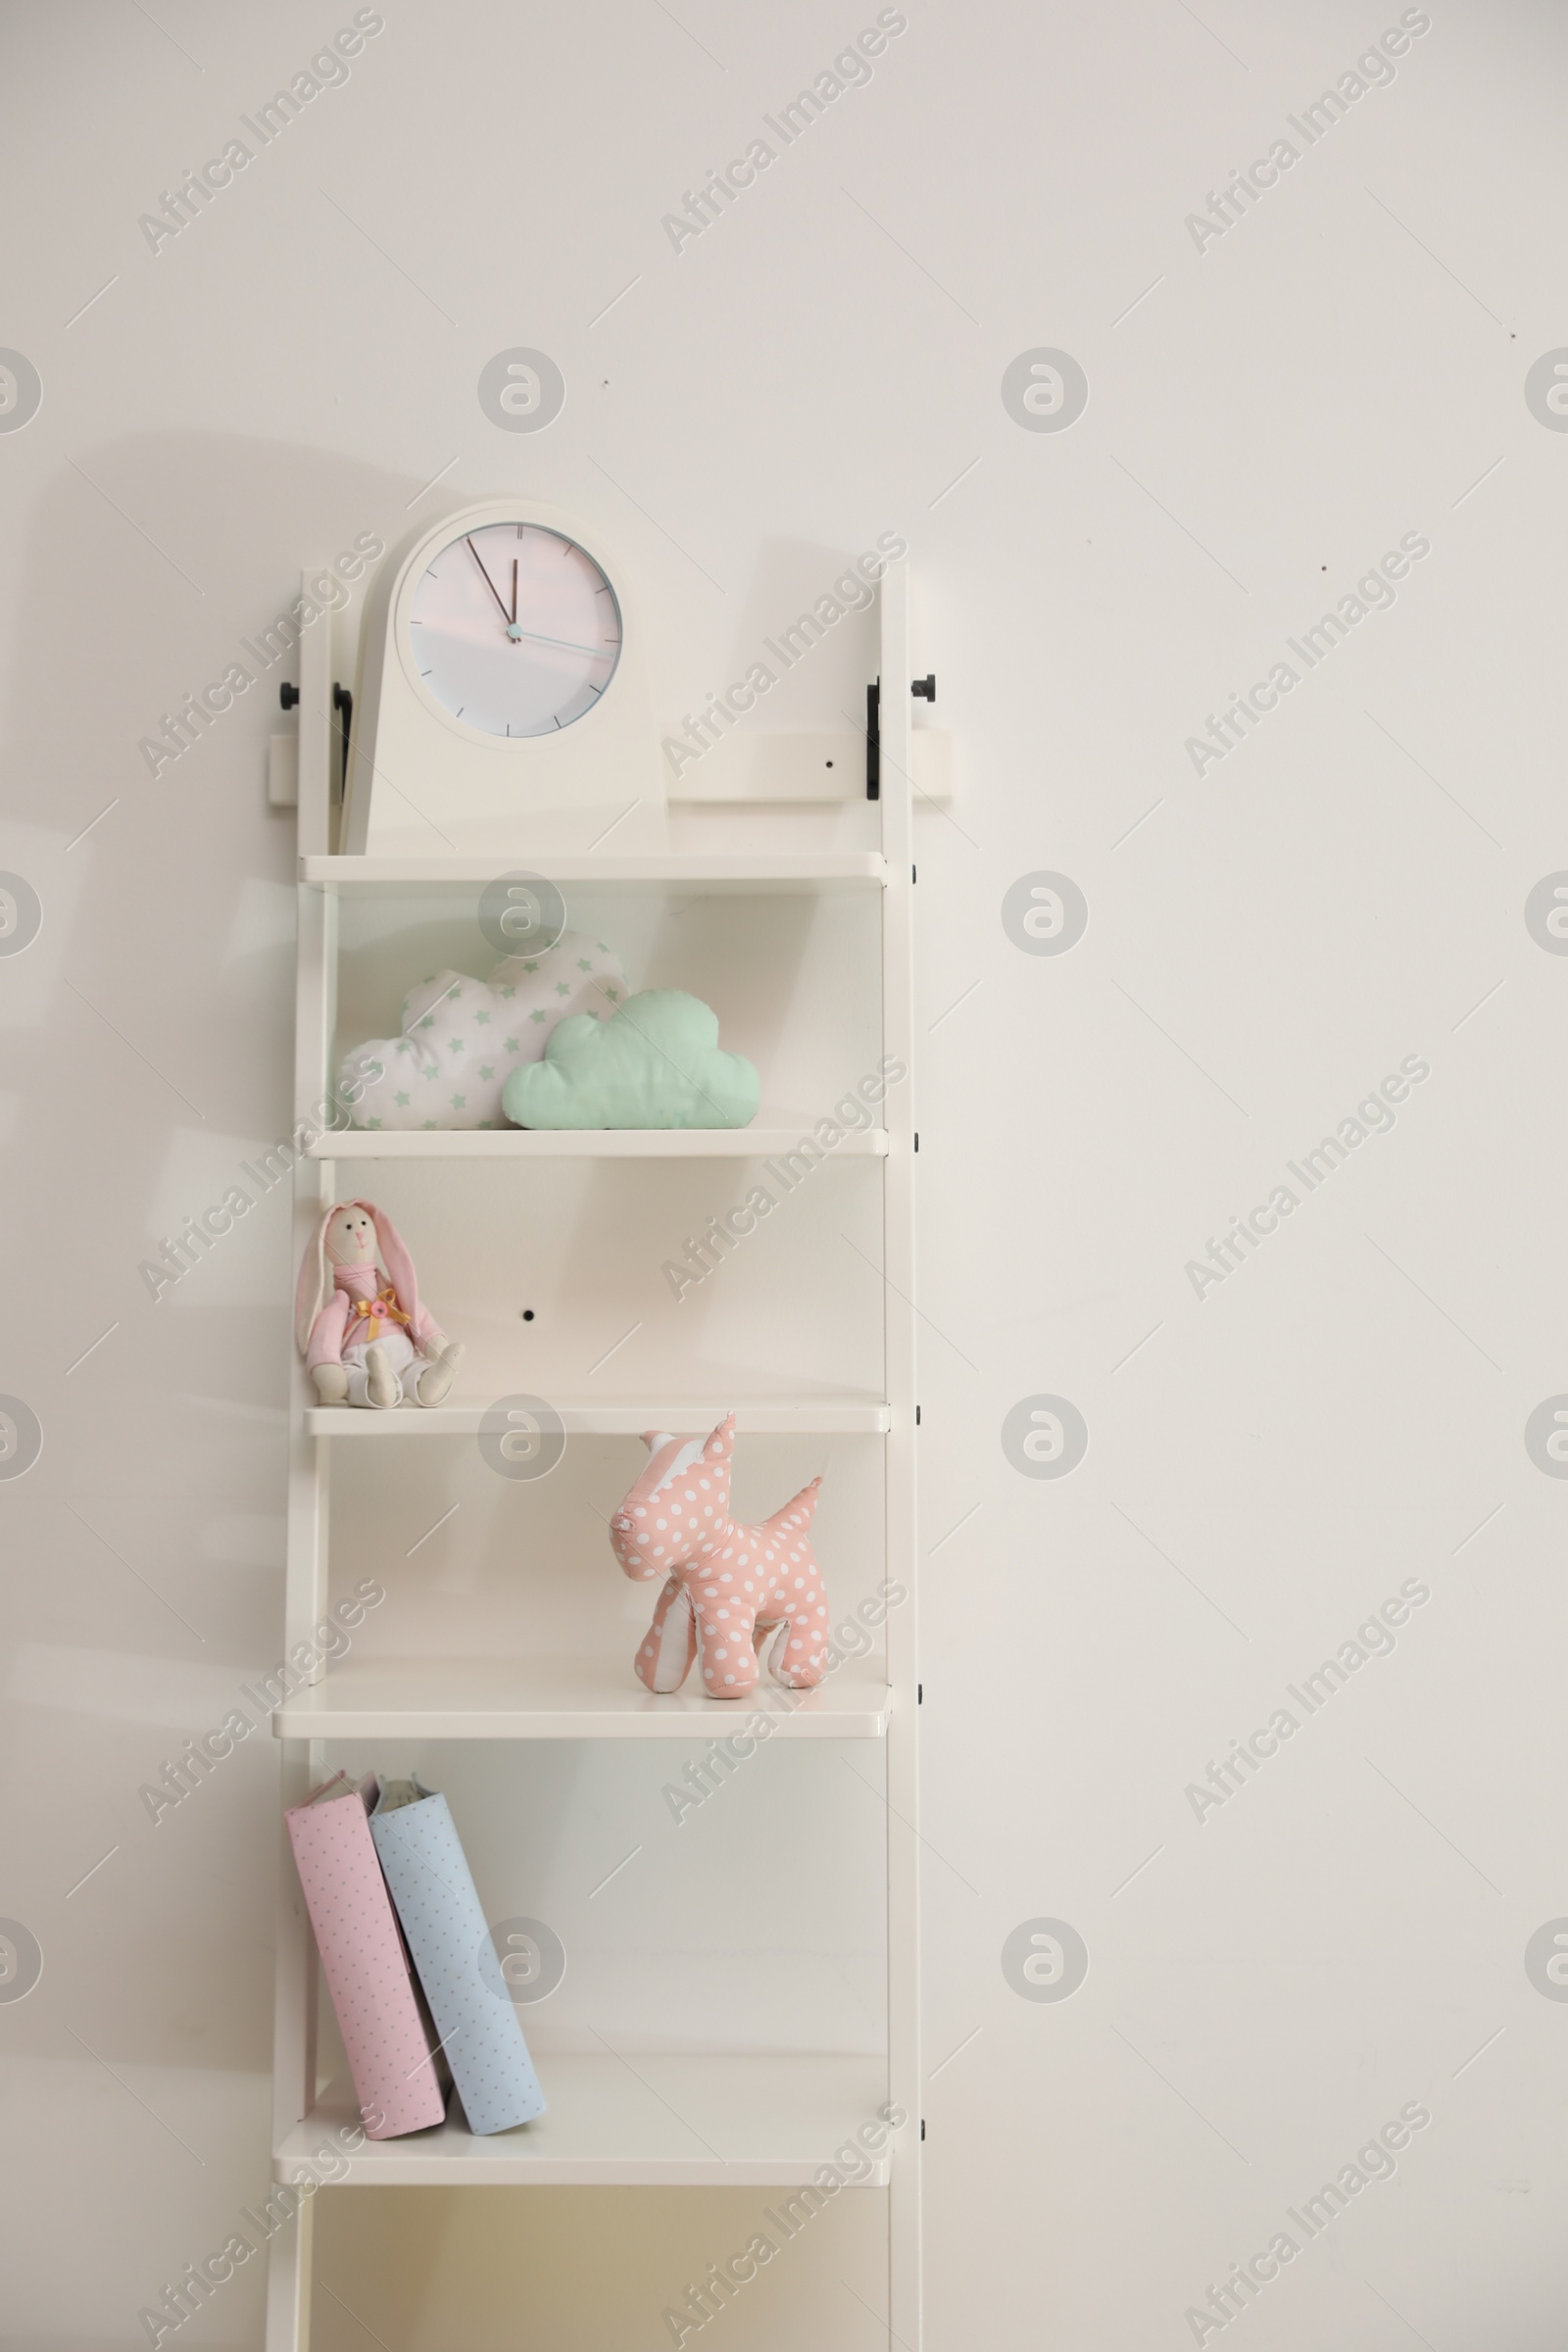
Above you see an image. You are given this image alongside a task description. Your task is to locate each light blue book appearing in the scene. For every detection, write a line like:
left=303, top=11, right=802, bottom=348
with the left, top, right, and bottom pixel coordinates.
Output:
left=368, top=1776, right=547, bottom=2136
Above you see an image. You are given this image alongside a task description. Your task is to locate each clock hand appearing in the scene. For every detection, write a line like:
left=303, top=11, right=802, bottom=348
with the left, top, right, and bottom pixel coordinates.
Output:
left=511, top=558, right=517, bottom=626
left=465, top=535, right=514, bottom=629
left=503, top=625, right=617, bottom=660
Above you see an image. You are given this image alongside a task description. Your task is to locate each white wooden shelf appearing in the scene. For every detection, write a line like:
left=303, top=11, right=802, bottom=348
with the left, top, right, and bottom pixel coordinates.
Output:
left=270, top=557, right=922, bottom=2351
left=302, top=853, right=887, bottom=894
left=270, top=1655, right=892, bottom=1740
left=305, top=1397, right=892, bottom=1437
left=307, top=1125, right=889, bottom=1158
left=275, top=2054, right=891, bottom=2186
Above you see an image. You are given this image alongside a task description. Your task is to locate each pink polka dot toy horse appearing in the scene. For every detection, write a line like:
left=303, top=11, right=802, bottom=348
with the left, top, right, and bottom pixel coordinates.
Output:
left=610, top=1412, right=829, bottom=1699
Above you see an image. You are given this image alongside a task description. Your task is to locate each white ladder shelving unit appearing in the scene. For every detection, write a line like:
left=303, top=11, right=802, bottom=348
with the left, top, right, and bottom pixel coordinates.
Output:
left=267, top=562, right=921, bottom=2349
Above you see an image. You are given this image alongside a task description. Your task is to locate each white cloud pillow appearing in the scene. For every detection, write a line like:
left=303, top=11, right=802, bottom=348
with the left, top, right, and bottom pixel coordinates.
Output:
left=339, top=933, right=627, bottom=1130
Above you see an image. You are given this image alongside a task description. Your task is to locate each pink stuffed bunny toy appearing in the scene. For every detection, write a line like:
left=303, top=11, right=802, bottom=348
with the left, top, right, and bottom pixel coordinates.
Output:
left=295, top=1200, right=463, bottom=1409
left=610, top=1412, right=829, bottom=1698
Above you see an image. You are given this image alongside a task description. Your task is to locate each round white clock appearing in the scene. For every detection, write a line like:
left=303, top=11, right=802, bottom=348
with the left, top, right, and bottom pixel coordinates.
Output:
left=406, top=521, right=621, bottom=738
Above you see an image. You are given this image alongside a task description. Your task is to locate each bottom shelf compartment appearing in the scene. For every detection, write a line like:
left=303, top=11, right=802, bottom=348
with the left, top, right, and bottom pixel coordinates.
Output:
left=278, top=2053, right=893, bottom=2186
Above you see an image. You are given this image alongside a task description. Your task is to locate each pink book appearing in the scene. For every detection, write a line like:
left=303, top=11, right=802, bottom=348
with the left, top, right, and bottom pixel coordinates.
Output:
left=285, top=1773, right=445, bottom=2139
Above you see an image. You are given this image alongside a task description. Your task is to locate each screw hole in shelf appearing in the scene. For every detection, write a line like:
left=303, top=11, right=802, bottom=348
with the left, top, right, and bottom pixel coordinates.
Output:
left=520, top=1308, right=535, bottom=1321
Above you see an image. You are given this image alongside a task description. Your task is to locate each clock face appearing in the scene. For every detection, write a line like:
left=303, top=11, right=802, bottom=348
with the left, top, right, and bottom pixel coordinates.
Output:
left=406, top=523, right=621, bottom=737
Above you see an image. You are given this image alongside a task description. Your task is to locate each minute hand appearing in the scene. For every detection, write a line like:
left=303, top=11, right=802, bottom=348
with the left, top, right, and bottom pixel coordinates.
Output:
left=504, top=625, right=616, bottom=660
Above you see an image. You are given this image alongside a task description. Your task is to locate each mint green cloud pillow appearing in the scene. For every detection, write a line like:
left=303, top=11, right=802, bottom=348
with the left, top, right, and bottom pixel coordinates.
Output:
left=502, top=989, right=760, bottom=1129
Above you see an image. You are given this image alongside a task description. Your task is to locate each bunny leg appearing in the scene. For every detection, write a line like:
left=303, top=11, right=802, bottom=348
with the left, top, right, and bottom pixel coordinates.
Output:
left=312, top=1363, right=349, bottom=1403
left=415, top=1340, right=464, bottom=1406
left=636, top=1580, right=697, bottom=1692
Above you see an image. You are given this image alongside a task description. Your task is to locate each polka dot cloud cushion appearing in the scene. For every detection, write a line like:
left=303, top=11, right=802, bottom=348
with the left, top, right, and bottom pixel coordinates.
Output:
left=339, top=934, right=626, bottom=1130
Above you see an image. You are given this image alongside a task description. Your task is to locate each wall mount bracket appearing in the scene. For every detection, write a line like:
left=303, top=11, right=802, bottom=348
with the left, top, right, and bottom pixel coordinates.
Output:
left=866, top=674, right=937, bottom=799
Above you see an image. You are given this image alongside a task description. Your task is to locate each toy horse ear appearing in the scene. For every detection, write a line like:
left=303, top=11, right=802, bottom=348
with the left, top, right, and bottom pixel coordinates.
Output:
left=295, top=1202, right=343, bottom=1355
left=699, top=1411, right=737, bottom=1495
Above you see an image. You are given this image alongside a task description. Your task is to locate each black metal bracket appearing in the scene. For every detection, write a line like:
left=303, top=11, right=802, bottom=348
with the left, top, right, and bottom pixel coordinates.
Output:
left=277, top=679, right=352, bottom=801
left=866, top=674, right=936, bottom=798
left=332, top=683, right=353, bottom=804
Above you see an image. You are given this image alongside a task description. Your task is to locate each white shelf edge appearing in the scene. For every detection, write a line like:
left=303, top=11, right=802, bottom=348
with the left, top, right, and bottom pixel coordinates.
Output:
left=274, top=2055, right=893, bottom=2187
left=306, top=1125, right=890, bottom=1158
left=305, top=1399, right=892, bottom=1437
left=301, top=853, right=888, bottom=892
left=270, top=1656, right=892, bottom=1740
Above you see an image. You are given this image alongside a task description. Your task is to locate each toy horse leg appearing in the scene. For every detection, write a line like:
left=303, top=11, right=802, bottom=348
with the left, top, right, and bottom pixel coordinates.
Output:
left=636, top=1579, right=698, bottom=1692
left=760, top=1606, right=827, bottom=1689
left=691, top=1597, right=760, bottom=1700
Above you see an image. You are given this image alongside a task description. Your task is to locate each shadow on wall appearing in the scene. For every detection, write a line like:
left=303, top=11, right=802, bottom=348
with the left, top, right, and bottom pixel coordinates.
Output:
left=6, top=428, right=872, bottom=1461
left=4, top=436, right=418, bottom=1493
left=1, top=433, right=876, bottom=2082
left=0, top=439, right=425, bottom=2093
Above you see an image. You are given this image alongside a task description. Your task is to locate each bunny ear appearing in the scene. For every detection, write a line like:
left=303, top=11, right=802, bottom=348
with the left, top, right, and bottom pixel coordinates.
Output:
left=359, top=1200, right=420, bottom=1331
left=295, top=1203, right=340, bottom=1354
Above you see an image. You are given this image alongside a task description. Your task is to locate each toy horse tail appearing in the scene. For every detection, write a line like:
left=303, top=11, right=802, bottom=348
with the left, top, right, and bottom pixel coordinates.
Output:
left=780, top=1476, right=822, bottom=1528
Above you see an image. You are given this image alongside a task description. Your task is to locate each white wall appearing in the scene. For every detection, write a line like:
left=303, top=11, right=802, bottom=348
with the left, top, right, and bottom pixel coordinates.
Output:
left=4, top=0, right=1567, bottom=2345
